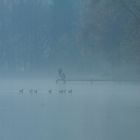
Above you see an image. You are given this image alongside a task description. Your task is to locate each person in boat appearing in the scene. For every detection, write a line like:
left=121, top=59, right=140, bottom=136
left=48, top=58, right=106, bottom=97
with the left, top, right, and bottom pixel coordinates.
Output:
left=57, top=68, right=66, bottom=83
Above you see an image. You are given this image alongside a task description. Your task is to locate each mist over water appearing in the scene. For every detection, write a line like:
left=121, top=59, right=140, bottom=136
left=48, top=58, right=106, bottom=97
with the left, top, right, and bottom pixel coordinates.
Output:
left=0, top=0, right=140, bottom=140
left=0, top=80, right=140, bottom=140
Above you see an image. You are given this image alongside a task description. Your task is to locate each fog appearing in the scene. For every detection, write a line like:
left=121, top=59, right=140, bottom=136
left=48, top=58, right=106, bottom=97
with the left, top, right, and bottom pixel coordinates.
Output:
left=0, top=0, right=140, bottom=78
left=0, top=0, right=140, bottom=140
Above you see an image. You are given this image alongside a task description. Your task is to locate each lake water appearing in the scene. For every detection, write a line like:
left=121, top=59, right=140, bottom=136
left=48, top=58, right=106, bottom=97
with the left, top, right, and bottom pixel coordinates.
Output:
left=0, top=79, right=140, bottom=140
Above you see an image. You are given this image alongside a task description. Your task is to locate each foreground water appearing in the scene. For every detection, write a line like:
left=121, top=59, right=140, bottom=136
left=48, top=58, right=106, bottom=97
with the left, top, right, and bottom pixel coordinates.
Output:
left=0, top=79, right=140, bottom=140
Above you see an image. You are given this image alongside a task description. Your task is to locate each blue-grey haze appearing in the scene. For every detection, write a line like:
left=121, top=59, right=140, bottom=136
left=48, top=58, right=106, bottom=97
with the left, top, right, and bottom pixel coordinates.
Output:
left=0, top=0, right=140, bottom=79
left=0, top=1, right=140, bottom=140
